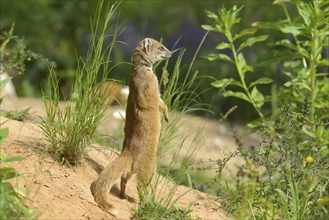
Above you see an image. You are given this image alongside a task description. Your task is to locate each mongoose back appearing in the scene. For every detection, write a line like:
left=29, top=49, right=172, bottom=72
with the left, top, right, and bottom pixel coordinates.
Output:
left=90, top=38, right=171, bottom=216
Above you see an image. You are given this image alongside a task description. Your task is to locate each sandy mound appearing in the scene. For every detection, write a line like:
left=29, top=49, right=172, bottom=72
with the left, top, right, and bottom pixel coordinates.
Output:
left=2, top=98, right=257, bottom=178
left=1, top=115, right=229, bottom=219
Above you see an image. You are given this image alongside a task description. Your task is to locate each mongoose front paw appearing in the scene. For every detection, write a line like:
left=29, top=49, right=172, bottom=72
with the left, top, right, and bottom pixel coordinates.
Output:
left=165, top=116, right=169, bottom=123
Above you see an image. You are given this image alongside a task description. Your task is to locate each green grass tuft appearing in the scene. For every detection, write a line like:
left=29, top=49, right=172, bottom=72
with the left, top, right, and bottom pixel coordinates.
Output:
left=40, top=1, right=124, bottom=165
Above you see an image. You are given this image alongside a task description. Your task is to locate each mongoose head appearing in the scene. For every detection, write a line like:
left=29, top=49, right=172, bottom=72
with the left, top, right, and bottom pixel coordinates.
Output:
left=138, top=38, right=172, bottom=63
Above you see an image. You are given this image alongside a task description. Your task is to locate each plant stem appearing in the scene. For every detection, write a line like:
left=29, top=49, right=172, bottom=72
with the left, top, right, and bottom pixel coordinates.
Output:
left=228, top=36, right=265, bottom=120
left=309, top=28, right=317, bottom=130
left=0, top=24, right=15, bottom=54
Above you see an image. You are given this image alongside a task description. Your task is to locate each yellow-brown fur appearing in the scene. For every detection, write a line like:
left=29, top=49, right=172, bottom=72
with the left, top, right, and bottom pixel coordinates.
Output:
left=94, top=80, right=126, bottom=106
left=90, top=38, right=171, bottom=216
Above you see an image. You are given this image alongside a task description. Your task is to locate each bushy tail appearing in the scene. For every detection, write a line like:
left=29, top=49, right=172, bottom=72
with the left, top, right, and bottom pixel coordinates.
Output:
left=90, top=153, right=133, bottom=216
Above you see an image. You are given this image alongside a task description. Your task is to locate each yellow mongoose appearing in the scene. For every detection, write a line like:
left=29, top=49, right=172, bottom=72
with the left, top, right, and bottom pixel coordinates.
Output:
left=90, top=38, right=171, bottom=216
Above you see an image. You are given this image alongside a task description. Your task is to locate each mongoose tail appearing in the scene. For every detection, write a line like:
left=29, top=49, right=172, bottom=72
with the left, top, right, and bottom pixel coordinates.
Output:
left=90, top=153, right=133, bottom=216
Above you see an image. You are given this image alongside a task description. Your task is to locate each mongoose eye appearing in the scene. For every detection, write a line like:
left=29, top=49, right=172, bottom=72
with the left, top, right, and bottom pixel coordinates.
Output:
left=159, top=46, right=165, bottom=51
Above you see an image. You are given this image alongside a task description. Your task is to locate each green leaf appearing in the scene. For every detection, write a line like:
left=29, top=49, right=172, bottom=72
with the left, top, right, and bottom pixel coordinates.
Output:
left=231, top=17, right=241, bottom=27
left=320, top=83, right=329, bottom=93
left=205, top=10, right=218, bottom=19
left=185, top=172, right=193, bottom=188
left=279, top=24, right=302, bottom=35
left=302, top=126, right=316, bottom=138
left=256, top=50, right=299, bottom=66
left=0, top=182, right=16, bottom=196
left=251, top=86, right=264, bottom=108
left=252, top=21, right=281, bottom=31
left=0, top=181, right=24, bottom=208
left=273, top=0, right=288, bottom=6
left=0, top=152, right=7, bottom=160
left=1, top=155, right=25, bottom=163
left=297, top=3, right=311, bottom=26
left=210, top=78, right=244, bottom=89
left=223, top=91, right=250, bottom=103
left=0, top=128, right=9, bottom=146
left=215, top=24, right=224, bottom=33
left=0, top=167, right=20, bottom=181
left=319, top=146, right=329, bottom=158
left=201, top=25, right=214, bottom=31
left=0, top=77, right=12, bottom=91
left=233, top=28, right=257, bottom=41
left=236, top=53, right=253, bottom=74
left=211, top=78, right=233, bottom=89
left=205, top=53, right=234, bottom=63
left=246, top=118, right=263, bottom=129
left=298, top=47, right=309, bottom=58
left=211, top=78, right=243, bottom=89
left=317, top=197, right=329, bottom=206
left=275, top=188, right=288, bottom=204
left=230, top=79, right=244, bottom=88
left=283, top=60, right=303, bottom=69
left=241, top=65, right=253, bottom=74
left=237, top=53, right=247, bottom=74
left=270, top=39, right=298, bottom=51
left=238, top=35, right=269, bottom=52
left=249, top=78, right=273, bottom=88
left=216, top=42, right=230, bottom=50
left=295, top=82, right=311, bottom=91
left=318, top=59, right=329, bottom=66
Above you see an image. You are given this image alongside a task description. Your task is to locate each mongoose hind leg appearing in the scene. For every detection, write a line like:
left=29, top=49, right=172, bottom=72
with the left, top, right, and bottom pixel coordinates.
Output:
left=136, top=161, right=155, bottom=198
left=120, top=177, right=128, bottom=199
left=120, top=174, right=137, bottom=202
left=136, top=177, right=152, bottom=204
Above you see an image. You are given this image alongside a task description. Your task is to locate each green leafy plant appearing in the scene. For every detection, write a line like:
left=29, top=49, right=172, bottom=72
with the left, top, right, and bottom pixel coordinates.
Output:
left=0, top=127, right=34, bottom=219
left=202, top=5, right=271, bottom=120
left=0, top=22, right=37, bottom=220
left=0, top=108, right=31, bottom=121
left=0, top=24, right=53, bottom=98
left=0, top=24, right=51, bottom=75
left=233, top=102, right=327, bottom=219
left=40, top=1, right=124, bottom=165
left=203, top=1, right=329, bottom=219
left=275, top=173, right=310, bottom=220
left=255, top=0, right=329, bottom=125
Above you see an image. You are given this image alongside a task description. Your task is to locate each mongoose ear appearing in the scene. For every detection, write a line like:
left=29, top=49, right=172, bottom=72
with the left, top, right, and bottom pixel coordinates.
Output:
left=144, top=38, right=152, bottom=53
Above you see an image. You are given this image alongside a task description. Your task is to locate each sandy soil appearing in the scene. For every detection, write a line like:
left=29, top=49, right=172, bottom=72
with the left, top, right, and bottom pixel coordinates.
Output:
left=0, top=98, right=239, bottom=219
left=2, top=98, right=258, bottom=177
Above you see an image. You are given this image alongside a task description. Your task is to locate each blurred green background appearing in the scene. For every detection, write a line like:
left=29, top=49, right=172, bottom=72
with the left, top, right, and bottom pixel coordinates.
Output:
left=1, top=0, right=287, bottom=121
